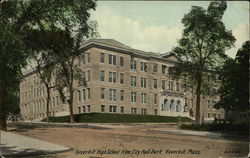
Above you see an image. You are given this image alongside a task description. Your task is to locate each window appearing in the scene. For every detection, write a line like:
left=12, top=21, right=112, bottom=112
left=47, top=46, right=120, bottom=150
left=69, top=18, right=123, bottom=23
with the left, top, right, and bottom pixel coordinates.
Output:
left=86, top=70, right=90, bottom=81
left=78, top=90, right=82, bottom=102
left=141, top=77, right=147, bottom=88
left=131, top=92, right=137, bottom=102
left=82, top=106, right=86, bottom=113
left=162, top=80, right=166, bottom=89
left=109, top=106, right=116, bottom=112
left=121, top=106, right=124, bottom=113
left=109, top=54, right=116, bottom=65
left=101, top=88, right=105, bottom=99
left=208, top=100, right=210, bottom=109
left=154, top=109, right=157, bottom=115
left=141, top=93, right=147, bottom=104
left=131, top=108, right=137, bottom=114
left=169, top=81, right=173, bottom=91
left=100, top=70, right=105, bottom=81
left=208, top=113, right=211, bottom=118
left=191, top=99, right=193, bottom=108
left=212, top=113, right=216, bottom=118
left=87, top=53, right=90, bottom=63
left=141, top=108, right=147, bottom=115
left=120, top=90, right=125, bottom=101
left=120, top=73, right=124, bottom=84
left=120, top=56, right=124, bottom=66
left=78, top=107, right=81, bottom=114
left=87, top=88, right=90, bottom=99
left=82, top=55, right=86, bottom=64
left=101, top=105, right=105, bottom=112
left=87, top=105, right=90, bottom=112
left=141, top=62, right=147, bottom=72
left=82, top=89, right=86, bottom=100
left=131, top=60, right=136, bottom=70
left=109, top=72, right=116, bottom=83
left=153, top=64, right=158, bottom=73
left=176, top=82, right=180, bottom=91
left=109, top=89, right=117, bottom=101
left=131, top=76, right=137, bottom=87
left=153, top=79, right=158, bottom=89
left=162, top=65, right=167, bottom=74
left=100, top=53, right=105, bottom=63
left=154, top=94, right=157, bottom=104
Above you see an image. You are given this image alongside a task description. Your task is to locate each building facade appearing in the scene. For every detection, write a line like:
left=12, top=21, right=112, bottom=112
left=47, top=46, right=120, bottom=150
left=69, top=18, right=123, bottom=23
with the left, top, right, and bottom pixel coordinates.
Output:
left=19, top=39, right=224, bottom=121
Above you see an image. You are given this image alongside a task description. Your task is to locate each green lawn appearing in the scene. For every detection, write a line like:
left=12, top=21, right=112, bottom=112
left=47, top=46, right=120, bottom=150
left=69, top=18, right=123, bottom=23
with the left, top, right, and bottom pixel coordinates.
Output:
left=42, top=113, right=193, bottom=123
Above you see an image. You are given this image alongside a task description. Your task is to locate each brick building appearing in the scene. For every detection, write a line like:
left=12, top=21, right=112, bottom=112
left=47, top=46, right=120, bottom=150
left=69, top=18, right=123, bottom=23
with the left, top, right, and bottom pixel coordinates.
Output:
left=19, top=39, right=224, bottom=121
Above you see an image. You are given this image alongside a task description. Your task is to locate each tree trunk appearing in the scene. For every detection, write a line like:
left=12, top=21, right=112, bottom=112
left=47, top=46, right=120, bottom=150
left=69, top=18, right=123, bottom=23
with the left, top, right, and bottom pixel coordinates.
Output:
left=195, top=76, right=202, bottom=124
left=0, top=62, right=7, bottom=131
left=69, top=88, right=75, bottom=123
left=46, top=86, right=51, bottom=124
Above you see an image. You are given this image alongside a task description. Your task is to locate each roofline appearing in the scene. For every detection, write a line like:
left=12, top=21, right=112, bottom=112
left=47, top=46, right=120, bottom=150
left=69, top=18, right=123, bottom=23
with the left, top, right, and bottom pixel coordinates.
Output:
left=23, top=40, right=179, bottom=78
left=80, top=41, right=179, bottom=64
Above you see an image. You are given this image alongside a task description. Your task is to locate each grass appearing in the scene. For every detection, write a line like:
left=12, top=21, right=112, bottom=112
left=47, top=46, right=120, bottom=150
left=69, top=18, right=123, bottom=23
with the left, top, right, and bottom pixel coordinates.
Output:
left=41, top=113, right=193, bottom=123
left=180, top=123, right=249, bottom=132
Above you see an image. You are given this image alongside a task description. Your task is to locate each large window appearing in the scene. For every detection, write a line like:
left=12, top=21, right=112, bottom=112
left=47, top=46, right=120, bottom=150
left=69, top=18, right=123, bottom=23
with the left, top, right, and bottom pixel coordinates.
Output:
left=141, top=62, right=147, bottom=72
left=87, top=88, right=90, bottom=99
left=100, top=70, right=105, bottom=81
left=131, top=108, right=137, bottom=114
left=131, top=76, right=137, bottom=87
left=82, top=89, right=86, bottom=100
left=141, top=77, right=147, bottom=88
left=100, top=52, right=105, bottom=63
left=109, top=106, right=117, bottom=112
left=101, top=105, right=105, bottom=112
left=109, top=72, right=116, bottom=83
left=191, top=99, right=194, bottom=108
left=109, top=54, right=116, bottom=65
left=109, top=89, right=117, bottom=101
left=176, top=82, right=180, bottom=91
left=162, top=65, right=167, bottom=74
left=141, top=108, right=147, bottom=115
left=77, top=90, right=82, bottom=102
left=87, top=105, right=90, bottom=112
left=84, top=53, right=90, bottom=63
left=131, top=92, right=137, bottom=102
left=162, top=80, right=166, bottom=90
left=100, top=88, right=105, bottom=99
left=169, top=81, right=173, bottom=91
left=153, top=79, right=158, bottom=89
left=86, top=70, right=90, bottom=81
left=120, top=73, right=124, bottom=84
left=154, top=94, right=157, bottom=104
left=120, top=56, right=124, bottom=66
left=121, top=106, right=124, bottom=113
left=141, top=93, right=147, bottom=104
left=120, top=90, right=125, bottom=101
left=153, top=63, right=158, bottom=73
left=131, top=60, right=136, bottom=70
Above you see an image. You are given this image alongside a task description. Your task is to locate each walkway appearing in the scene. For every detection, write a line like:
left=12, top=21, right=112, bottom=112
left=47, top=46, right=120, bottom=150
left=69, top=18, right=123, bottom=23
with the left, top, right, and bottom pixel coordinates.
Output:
left=0, top=130, right=70, bottom=157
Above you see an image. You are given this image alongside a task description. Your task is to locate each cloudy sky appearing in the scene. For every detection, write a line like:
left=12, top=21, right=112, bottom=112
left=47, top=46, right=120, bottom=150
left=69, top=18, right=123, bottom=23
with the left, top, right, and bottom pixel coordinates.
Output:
left=90, top=1, right=249, bottom=58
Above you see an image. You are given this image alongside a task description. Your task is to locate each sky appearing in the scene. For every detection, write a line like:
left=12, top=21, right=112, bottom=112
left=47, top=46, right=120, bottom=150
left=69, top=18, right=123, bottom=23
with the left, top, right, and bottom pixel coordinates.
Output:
left=90, top=1, right=249, bottom=58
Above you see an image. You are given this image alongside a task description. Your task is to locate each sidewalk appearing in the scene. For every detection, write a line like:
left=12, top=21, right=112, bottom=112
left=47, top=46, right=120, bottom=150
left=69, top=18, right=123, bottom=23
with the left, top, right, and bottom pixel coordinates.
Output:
left=147, top=128, right=249, bottom=141
left=0, top=130, right=70, bottom=157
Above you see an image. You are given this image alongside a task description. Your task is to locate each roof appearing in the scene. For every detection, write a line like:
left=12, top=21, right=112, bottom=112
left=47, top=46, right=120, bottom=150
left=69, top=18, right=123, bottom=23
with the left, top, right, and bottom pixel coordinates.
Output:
left=23, top=38, right=181, bottom=76
left=82, top=38, right=175, bottom=59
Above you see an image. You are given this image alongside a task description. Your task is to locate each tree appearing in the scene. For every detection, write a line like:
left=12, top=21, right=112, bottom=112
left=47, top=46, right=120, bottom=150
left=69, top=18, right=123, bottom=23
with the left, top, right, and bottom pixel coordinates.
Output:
left=28, top=52, right=55, bottom=124
left=215, top=41, right=249, bottom=112
left=54, top=19, right=98, bottom=124
left=0, top=0, right=97, bottom=130
left=170, top=1, right=235, bottom=124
